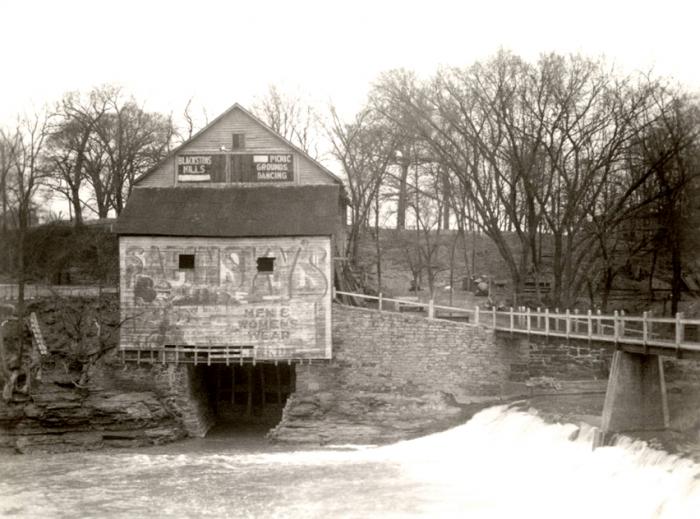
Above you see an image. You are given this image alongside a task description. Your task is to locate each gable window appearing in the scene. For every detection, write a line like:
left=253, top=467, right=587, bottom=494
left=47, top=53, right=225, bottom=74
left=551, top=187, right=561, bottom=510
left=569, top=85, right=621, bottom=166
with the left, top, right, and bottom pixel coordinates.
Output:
left=232, top=133, right=245, bottom=149
left=179, top=254, right=195, bottom=270
left=257, top=257, right=275, bottom=273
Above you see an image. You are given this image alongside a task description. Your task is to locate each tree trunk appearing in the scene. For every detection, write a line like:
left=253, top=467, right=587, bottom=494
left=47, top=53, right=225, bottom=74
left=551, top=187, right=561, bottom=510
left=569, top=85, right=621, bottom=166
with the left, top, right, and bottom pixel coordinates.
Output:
left=374, top=192, right=382, bottom=292
left=671, top=235, right=682, bottom=315
left=71, top=185, right=83, bottom=226
left=396, top=161, right=409, bottom=230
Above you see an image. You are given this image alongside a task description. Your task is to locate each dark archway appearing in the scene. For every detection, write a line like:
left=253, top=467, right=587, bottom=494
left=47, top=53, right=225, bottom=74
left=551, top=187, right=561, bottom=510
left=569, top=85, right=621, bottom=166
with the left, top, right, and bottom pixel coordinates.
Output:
left=202, top=363, right=296, bottom=434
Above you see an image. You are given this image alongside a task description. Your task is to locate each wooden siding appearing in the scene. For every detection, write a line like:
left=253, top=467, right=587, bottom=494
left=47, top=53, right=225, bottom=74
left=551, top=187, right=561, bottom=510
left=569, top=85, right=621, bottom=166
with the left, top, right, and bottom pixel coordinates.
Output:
left=119, top=236, right=332, bottom=361
left=139, top=108, right=334, bottom=188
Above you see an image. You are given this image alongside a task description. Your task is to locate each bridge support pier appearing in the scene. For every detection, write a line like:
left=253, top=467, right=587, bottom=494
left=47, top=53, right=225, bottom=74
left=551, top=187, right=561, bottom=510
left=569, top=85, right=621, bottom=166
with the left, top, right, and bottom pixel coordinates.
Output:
left=601, top=351, right=669, bottom=433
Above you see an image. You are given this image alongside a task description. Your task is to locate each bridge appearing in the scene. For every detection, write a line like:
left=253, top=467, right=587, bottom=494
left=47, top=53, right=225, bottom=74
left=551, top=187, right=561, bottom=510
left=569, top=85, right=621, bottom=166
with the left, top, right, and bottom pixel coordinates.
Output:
left=336, top=289, right=700, bottom=438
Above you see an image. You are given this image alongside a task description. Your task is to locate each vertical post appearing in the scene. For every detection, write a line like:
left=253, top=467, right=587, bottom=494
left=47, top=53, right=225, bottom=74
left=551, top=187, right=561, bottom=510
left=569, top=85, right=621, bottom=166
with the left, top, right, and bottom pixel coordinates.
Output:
left=526, top=307, right=531, bottom=334
left=613, top=311, right=619, bottom=344
left=509, top=307, right=514, bottom=334
left=260, top=367, right=266, bottom=408
left=675, top=312, right=684, bottom=357
left=246, top=364, right=253, bottom=417
left=378, top=292, right=383, bottom=312
left=537, top=307, right=541, bottom=330
left=492, top=306, right=497, bottom=328
left=574, top=309, right=579, bottom=333
left=642, top=312, right=648, bottom=354
left=597, top=309, right=602, bottom=335
left=565, top=309, right=571, bottom=340
left=587, top=309, right=592, bottom=341
left=474, top=305, right=480, bottom=326
left=620, top=310, right=626, bottom=337
left=555, top=308, right=560, bottom=332
left=545, top=308, right=550, bottom=336
left=231, top=366, right=236, bottom=405
left=428, top=299, right=434, bottom=319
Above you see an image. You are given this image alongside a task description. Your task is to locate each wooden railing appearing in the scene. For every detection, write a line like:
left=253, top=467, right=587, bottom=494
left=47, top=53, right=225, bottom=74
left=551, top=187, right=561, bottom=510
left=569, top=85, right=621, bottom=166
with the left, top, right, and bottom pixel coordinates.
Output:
left=334, top=290, right=700, bottom=356
left=0, top=284, right=118, bottom=302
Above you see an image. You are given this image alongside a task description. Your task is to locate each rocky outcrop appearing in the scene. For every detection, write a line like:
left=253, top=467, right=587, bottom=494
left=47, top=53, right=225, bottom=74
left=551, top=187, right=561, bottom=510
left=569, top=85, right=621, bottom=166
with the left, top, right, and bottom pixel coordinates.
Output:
left=0, top=364, right=186, bottom=454
left=268, top=390, right=492, bottom=445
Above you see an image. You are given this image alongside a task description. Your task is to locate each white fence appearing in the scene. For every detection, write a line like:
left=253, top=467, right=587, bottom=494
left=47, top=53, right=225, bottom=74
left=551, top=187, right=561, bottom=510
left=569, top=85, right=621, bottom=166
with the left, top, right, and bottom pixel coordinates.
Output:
left=334, top=290, right=700, bottom=356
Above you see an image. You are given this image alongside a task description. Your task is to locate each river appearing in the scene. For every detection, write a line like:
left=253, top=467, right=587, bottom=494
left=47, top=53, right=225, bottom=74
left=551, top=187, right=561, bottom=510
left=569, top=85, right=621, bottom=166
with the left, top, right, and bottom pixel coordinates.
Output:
left=1, top=406, right=699, bottom=518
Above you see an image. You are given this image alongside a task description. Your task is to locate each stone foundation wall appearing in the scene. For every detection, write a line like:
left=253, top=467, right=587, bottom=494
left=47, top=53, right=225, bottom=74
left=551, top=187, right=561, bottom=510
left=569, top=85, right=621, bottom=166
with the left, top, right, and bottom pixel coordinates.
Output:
left=498, top=334, right=613, bottom=382
left=96, top=362, right=215, bottom=437
left=269, top=305, right=517, bottom=444
left=320, top=304, right=518, bottom=398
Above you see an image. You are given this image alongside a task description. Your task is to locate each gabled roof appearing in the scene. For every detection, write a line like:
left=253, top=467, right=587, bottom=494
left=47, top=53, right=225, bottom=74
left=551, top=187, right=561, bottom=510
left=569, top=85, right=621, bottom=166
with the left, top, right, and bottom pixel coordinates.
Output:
left=135, top=102, right=342, bottom=186
left=114, top=185, right=340, bottom=237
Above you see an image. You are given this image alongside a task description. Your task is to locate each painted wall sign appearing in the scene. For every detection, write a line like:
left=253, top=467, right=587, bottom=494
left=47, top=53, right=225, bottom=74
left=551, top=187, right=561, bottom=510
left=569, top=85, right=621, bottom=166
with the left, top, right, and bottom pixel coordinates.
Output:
left=177, top=155, right=226, bottom=183
left=252, top=154, right=293, bottom=181
left=232, top=153, right=294, bottom=183
left=119, top=236, right=331, bottom=360
left=177, top=154, right=294, bottom=183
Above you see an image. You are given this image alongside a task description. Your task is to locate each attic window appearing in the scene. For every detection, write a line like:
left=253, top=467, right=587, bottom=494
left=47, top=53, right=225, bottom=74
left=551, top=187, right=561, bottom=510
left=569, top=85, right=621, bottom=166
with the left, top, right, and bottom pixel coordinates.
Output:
left=179, top=254, right=195, bottom=270
left=257, top=257, right=275, bottom=272
left=232, top=133, right=245, bottom=149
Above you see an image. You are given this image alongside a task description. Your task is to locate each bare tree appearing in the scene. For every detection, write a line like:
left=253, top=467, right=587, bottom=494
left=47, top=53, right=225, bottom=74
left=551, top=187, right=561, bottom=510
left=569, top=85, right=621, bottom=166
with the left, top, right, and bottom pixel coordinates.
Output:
left=83, top=88, right=175, bottom=216
left=3, top=109, right=53, bottom=366
left=253, top=85, right=321, bottom=158
left=327, top=106, right=396, bottom=291
left=47, top=89, right=110, bottom=225
left=0, top=132, right=15, bottom=272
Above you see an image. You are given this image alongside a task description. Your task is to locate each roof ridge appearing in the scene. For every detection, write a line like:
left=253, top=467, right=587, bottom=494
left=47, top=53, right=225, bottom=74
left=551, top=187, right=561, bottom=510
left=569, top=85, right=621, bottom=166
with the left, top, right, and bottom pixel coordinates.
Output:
left=134, top=102, right=342, bottom=186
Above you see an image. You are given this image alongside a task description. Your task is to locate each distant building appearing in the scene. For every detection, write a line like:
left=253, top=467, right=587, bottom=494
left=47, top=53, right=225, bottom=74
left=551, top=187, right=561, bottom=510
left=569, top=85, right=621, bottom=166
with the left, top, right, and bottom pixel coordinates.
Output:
left=115, top=103, right=344, bottom=363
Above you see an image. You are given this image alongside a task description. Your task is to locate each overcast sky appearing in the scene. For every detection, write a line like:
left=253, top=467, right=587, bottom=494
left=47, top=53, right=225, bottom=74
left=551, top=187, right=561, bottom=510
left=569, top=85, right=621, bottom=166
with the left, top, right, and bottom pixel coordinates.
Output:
left=1, top=0, right=699, bottom=128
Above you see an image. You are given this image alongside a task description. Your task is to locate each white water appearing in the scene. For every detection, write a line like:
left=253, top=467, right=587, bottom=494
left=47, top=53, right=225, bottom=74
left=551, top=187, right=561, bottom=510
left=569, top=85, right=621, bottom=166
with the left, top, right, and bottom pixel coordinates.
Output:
left=1, top=406, right=699, bottom=518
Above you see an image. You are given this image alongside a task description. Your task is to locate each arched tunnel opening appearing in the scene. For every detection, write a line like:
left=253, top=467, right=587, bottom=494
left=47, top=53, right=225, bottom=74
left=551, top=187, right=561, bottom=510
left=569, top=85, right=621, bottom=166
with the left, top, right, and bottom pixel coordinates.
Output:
left=201, top=363, right=296, bottom=436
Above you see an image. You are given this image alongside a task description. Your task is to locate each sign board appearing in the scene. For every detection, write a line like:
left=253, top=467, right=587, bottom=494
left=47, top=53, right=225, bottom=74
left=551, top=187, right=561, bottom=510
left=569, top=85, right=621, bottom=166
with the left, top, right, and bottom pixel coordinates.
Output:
left=232, top=153, right=294, bottom=183
left=177, top=154, right=293, bottom=183
left=28, top=312, right=48, bottom=355
left=177, top=155, right=226, bottom=183
left=251, top=154, right=294, bottom=182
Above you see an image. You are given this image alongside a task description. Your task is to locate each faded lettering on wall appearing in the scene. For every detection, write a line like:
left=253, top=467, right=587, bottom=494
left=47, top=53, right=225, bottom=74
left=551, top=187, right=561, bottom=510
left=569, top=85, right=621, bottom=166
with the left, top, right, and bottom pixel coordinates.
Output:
left=119, top=236, right=331, bottom=359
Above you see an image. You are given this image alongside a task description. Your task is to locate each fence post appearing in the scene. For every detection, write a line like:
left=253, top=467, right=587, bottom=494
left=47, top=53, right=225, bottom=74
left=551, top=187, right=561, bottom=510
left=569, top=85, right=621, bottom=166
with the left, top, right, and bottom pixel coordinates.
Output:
left=613, top=311, right=619, bottom=345
left=474, top=305, right=480, bottom=326
left=675, top=312, right=684, bottom=357
left=620, top=310, right=626, bottom=337
left=642, top=311, right=648, bottom=353
left=565, top=309, right=571, bottom=340
left=537, top=307, right=541, bottom=329
left=587, top=309, right=592, bottom=341
left=596, top=309, right=602, bottom=335
left=378, top=292, right=383, bottom=312
left=526, top=307, right=531, bottom=335
left=428, top=299, right=434, bottom=319
left=545, top=308, right=550, bottom=336
left=555, top=308, right=560, bottom=332
left=573, top=308, right=579, bottom=333
left=509, top=307, right=514, bottom=334
left=492, top=306, right=496, bottom=328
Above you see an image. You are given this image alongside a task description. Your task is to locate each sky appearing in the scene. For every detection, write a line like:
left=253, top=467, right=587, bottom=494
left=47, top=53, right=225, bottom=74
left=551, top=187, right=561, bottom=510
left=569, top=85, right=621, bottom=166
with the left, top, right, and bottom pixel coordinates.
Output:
left=1, top=0, right=699, bottom=129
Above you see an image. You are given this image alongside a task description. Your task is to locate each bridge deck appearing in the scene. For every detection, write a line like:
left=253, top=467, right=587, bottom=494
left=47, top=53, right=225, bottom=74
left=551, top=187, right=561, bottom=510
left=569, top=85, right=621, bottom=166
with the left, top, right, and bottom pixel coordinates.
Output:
left=335, top=290, right=700, bottom=359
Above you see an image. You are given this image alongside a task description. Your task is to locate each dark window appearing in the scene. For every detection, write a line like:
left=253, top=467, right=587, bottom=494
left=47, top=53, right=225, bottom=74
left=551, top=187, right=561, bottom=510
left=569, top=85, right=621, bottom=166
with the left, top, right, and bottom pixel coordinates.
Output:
left=257, top=257, right=275, bottom=272
left=179, top=254, right=195, bottom=269
left=232, top=133, right=245, bottom=149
